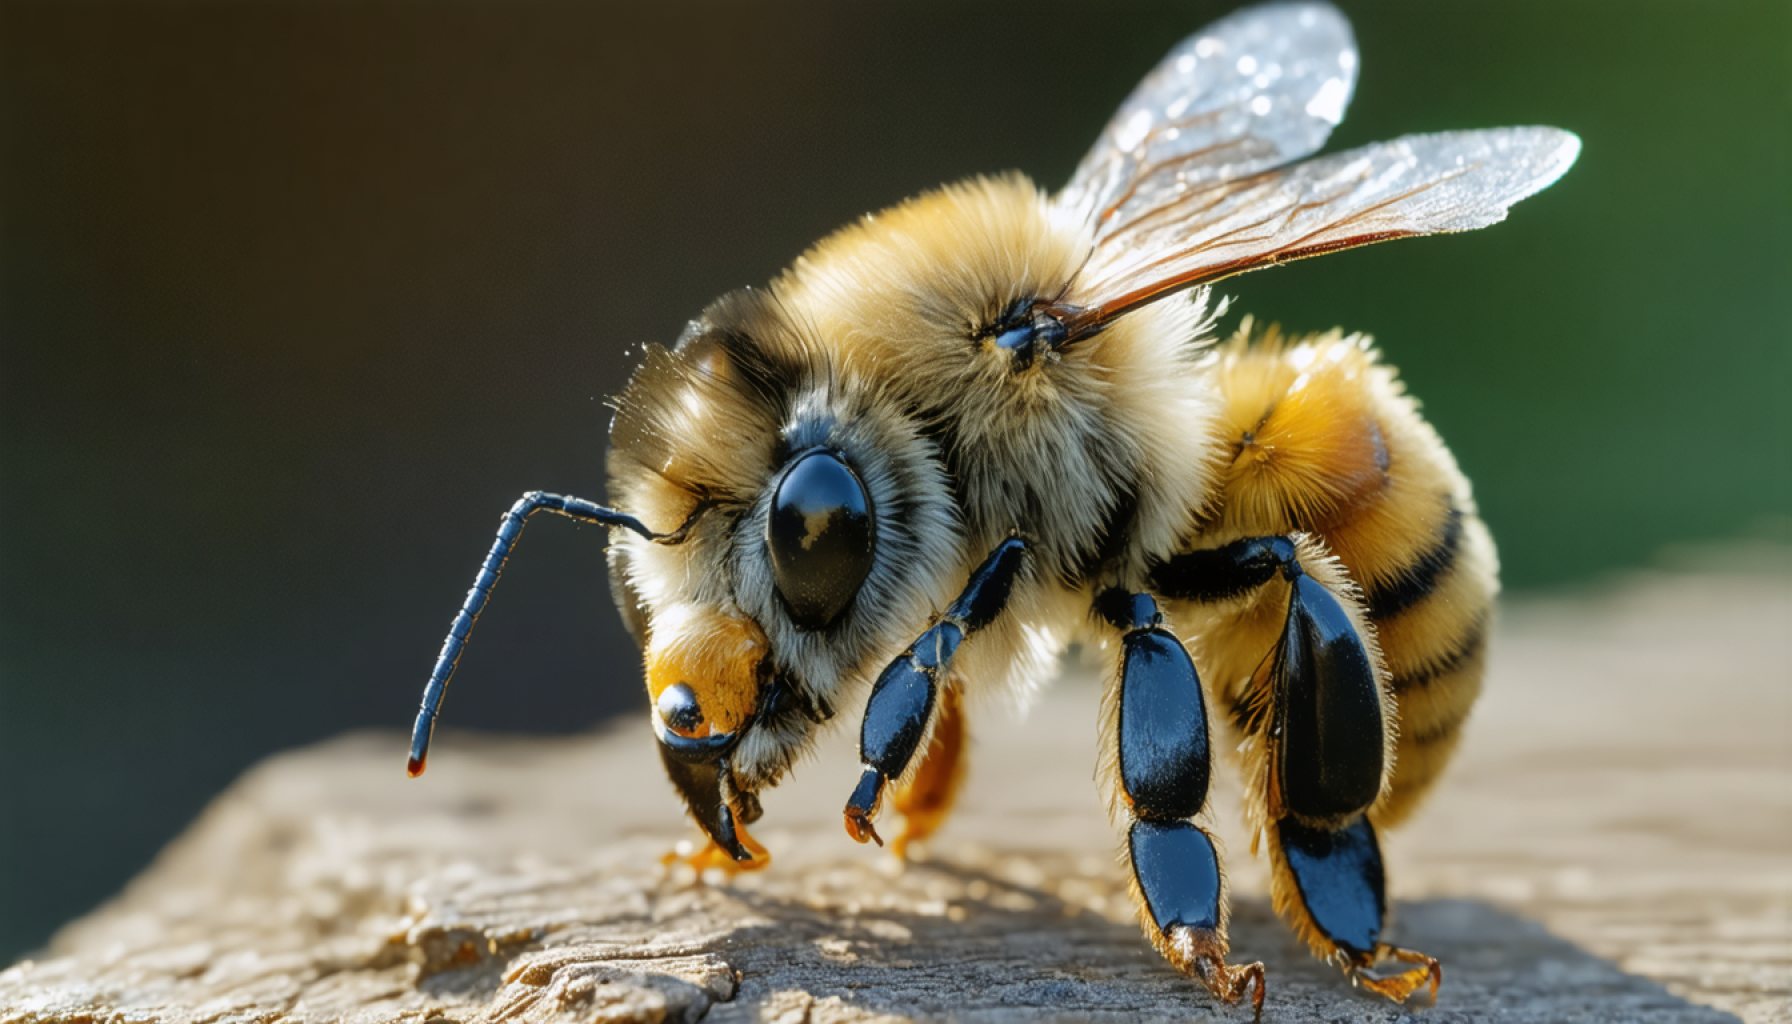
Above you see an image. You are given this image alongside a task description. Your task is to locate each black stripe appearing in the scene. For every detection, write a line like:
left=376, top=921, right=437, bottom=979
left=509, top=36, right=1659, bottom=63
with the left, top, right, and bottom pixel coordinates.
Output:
left=1409, top=698, right=1476, bottom=748
left=1365, top=502, right=1464, bottom=620
left=1390, top=614, right=1488, bottom=694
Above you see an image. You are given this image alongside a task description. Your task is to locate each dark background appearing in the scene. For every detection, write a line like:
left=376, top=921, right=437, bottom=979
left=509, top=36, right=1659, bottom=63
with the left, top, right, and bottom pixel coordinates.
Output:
left=2, top=0, right=1786, bottom=961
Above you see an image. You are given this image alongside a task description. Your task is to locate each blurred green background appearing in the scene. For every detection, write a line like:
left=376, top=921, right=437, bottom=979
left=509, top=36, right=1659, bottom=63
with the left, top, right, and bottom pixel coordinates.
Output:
left=1, top=0, right=1786, bottom=962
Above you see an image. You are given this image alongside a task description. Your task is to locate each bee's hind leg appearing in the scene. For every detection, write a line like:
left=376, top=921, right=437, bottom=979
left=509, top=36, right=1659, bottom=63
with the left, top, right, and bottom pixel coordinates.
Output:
left=1098, top=589, right=1266, bottom=1019
left=842, top=537, right=1026, bottom=846
left=1269, top=816, right=1440, bottom=1004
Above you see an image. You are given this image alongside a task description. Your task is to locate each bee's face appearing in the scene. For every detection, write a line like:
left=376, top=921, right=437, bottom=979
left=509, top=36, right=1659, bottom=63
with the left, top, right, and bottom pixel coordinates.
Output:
left=605, top=290, right=962, bottom=863
left=625, top=455, right=879, bottom=861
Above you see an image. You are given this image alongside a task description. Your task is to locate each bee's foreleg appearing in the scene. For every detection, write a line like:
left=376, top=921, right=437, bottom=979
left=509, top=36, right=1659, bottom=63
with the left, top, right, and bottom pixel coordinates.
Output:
left=842, top=537, right=1026, bottom=846
left=1098, top=589, right=1266, bottom=1020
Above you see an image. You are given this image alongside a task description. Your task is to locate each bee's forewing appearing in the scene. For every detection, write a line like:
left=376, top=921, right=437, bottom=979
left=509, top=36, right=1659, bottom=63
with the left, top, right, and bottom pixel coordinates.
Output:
left=1062, top=128, right=1581, bottom=322
left=1058, top=1, right=1358, bottom=231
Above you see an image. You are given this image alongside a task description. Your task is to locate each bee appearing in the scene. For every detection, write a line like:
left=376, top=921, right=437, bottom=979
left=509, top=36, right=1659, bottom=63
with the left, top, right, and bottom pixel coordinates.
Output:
left=404, top=1, right=1577, bottom=1014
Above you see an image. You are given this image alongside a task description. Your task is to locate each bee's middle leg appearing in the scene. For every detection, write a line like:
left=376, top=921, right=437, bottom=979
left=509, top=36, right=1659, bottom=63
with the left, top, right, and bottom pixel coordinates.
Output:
left=1097, top=589, right=1266, bottom=1019
left=842, top=537, right=1026, bottom=846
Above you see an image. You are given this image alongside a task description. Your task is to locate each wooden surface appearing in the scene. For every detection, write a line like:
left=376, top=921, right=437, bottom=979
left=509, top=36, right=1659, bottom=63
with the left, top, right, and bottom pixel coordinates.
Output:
left=3, top=563, right=1789, bottom=1023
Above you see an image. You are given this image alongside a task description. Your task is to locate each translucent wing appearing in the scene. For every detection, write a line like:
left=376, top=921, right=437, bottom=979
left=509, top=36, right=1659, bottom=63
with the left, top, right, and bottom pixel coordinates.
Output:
left=1055, top=128, right=1582, bottom=334
left=1058, top=1, right=1358, bottom=232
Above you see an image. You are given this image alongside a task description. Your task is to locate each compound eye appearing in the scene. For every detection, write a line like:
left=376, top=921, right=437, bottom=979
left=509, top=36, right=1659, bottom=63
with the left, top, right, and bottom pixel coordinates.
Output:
left=767, top=449, right=875, bottom=630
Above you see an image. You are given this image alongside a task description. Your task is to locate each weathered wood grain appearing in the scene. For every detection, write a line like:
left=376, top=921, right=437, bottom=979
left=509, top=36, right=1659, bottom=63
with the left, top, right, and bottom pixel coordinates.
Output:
left=3, top=564, right=1788, bottom=1023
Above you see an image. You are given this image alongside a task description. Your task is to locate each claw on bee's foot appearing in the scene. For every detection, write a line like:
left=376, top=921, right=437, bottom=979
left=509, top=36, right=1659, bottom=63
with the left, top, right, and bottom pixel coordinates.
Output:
left=842, top=804, right=884, bottom=847
left=659, top=831, right=772, bottom=879
left=842, top=766, right=886, bottom=847
left=1166, top=927, right=1267, bottom=1022
left=1349, top=944, right=1441, bottom=1005
left=1194, top=954, right=1266, bottom=1022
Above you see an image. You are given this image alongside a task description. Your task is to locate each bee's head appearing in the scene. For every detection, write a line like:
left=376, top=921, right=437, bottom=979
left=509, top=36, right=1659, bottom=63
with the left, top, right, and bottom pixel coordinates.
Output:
left=605, top=289, right=960, bottom=866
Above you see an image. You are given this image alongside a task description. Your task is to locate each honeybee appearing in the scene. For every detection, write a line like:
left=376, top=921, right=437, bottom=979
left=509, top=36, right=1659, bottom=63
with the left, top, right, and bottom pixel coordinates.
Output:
left=405, top=1, right=1577, bottom=1014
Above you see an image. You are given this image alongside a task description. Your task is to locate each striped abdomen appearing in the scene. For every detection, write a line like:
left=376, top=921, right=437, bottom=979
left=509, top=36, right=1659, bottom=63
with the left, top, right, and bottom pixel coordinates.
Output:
left=1186, top=328, right=1497, bottom=828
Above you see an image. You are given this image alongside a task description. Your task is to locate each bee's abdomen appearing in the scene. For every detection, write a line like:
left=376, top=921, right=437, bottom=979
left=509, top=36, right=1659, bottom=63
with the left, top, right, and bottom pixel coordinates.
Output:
left=1197, top=329, right=1496, bottom=827
left=1351, top=495, right=1496, bottom=825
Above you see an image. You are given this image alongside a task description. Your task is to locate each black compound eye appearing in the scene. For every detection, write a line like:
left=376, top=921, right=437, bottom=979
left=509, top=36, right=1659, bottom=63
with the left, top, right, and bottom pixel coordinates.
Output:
left=767, top=449, right=875, bottom=630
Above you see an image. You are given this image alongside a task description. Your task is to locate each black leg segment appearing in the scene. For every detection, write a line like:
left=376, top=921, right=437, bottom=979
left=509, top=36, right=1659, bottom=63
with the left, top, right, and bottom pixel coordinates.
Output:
left=1276, top=815, right=1386, bottom=959
left=843, top=536, right=1026, bottom=844
left=407, top=490, right=705, bottom=777
left=1275, top=573, right=1385, bottom=825
left=1100, top=589, right=1211, bottom=821
left=1149, top=535, right=1299, bottom=604
left=1129, top=819, right=1222, bottom=935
